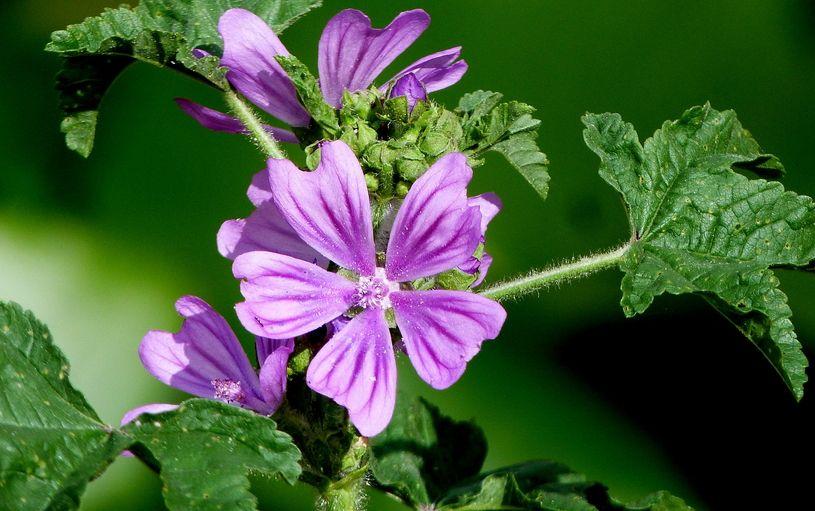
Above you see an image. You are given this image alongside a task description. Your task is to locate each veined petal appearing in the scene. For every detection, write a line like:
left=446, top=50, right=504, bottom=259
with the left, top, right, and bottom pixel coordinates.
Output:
left=384, top=47, right=468, bottom=93
left=217, top=173, right=329, bottom=266
left=306, top=308, right=396, bottom=437
left=234, top=251, right=358, bottom=338
left=391, top=290, right=506, bottom=389
left=174, top=98, right=298, bottom=143
left=268, top=141, right=376, bottom=275
left=256, top=338, right=294, bottom=410
left=218, top=8, right=309, bottom=126
left=470, top=252, right=493, bottom=288
left=318, top=9, right=430, bottom=107
left=138, top=296, right=271, bottom=413
left=386, top=153, right=482, bottom=281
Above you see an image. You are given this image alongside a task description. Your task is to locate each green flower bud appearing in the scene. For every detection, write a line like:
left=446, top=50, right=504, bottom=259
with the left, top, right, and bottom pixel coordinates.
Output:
left=364, top=173, right=379, bottom=192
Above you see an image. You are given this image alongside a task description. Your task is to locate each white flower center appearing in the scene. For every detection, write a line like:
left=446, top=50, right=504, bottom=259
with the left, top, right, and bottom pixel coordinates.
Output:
left=211, top=378, right=245, bottom=404
left=355, top=267, right=398, bottom=309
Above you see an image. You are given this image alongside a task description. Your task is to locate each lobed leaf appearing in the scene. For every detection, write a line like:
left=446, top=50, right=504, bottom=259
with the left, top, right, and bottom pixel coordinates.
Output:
left=0, top=301, right=130, bottom=511
left=584, top=104, right=815, bottom=400
left=123, top=399, right=302, bottom=511
left=457, top=90, right=549, bottom=199
left=46, top=0, right=323, bottom=156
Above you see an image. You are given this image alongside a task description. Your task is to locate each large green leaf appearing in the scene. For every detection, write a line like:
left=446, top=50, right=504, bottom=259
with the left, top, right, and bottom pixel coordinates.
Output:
left=371, top=399, right=692, bottom=511
left=123, top=399, right=302, bottom=511
left=457, top=90, right=550, bottom=199
left=583, top=104, right=815, bottom=400
left=436, top=461, right=693, bottom=511
left=369, top=396, right=487, bottom=507
left=0, top=301, right=130, bottom=511
left=46, top=0, right=323, bottom=156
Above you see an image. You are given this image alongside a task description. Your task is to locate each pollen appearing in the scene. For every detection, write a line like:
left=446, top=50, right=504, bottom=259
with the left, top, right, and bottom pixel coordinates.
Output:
left=354, top=267, right=399, bottom=309
left=211, top=378, right=246, bottom=404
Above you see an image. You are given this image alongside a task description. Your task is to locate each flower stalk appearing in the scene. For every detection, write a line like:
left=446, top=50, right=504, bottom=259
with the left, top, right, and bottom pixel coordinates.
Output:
left=479, top=243, right=631, bottom=302
left=224, top=90, right=287, bottom=159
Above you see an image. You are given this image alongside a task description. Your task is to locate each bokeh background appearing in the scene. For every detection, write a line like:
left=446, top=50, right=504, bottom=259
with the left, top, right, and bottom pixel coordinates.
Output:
left=2, top=1, right=814, bottom=509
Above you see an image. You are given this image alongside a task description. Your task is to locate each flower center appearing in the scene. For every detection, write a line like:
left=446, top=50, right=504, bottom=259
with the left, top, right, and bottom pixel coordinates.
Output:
left=355, top=267, right=398, bottom=309
left=211, top=378, right=245, bottom=404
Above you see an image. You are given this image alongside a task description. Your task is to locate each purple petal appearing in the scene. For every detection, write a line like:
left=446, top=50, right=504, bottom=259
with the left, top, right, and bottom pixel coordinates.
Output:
left=217, top=173, right=329, bottom=266
left=469, top=252, right=493, bottom=288
left=386, top=153, right=482, bottom=282
left=391, top=290, right=506, bottom=389
left=384, top=47, right=468, bottom=93
left=120, top=403, right=178, bottom=427
left=389, top=73, right=427, bottom=111
left=256, top=338, right=294, bottom=410
left=120, top=403, right=179, bottom=456
left=318, top=9, right=431, bottom=107
left=191, top=48, right=211, bottom=59
left=268, top=141, right=376, bottom=275
left=218, top=8, right=309, bottom=127
left=175, top=98, right=299, bottom=142
left=469, top=193, right=503, bottom=236
left=138, top=296, right=270, bottom=413
left=306, top=308, right=396, bottom=437
left=234, top=251, right=358, bottom=338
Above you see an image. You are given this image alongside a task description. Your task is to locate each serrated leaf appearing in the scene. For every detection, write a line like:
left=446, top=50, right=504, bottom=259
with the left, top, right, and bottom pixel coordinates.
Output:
left=436, top=461, right=694, bottom=511
left=583, top=104, right=815, bottom=400
left=0, top=301, right=130, bottom=511
left=276, top=55, right=339, bottom=134
left=369, top=396, right=487, bottom=507
left=456, top=90, right=550, bottom=200
left=46, top=0, right=322, bottom=156
left=123, top=399, right=301, bottom=511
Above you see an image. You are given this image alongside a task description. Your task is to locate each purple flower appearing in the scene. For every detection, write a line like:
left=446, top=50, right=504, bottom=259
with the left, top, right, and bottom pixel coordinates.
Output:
left=177, top=8, right=467, bottom=135
left=121, top=296, right=293, bottom=428
left=389, top=73, right=427, bottom=111
left=459, top=193, right=503, bottom=287
left=233, top=141, right=506, bottom=436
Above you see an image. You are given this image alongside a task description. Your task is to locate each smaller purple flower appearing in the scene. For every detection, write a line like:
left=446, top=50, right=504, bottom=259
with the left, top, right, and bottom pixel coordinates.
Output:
left=121, top=296, right=293, bottom=428
left=177, top=8, right=467, bottom=135
left=233, top=141, right=506, bottom=436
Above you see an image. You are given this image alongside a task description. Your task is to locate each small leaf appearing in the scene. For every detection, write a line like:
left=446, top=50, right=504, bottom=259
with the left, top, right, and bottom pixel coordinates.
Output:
left=456, top=90, right=549, bottom=200
left=584, top=104, right=815, bottom=400
left=0, top=301, right=130, bottom=511
left=46, top=0, right=323, bottom=156
left=370, top=396, right=487, bottom=507
left=123, top=399, right=302, bottom=511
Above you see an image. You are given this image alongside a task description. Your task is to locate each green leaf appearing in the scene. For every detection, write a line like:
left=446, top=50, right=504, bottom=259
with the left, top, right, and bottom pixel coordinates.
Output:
left=0, top=301, right=130, bottom=511
left=436, top=461, right=694, bottom=511
left=369, top=396, right=487, bottom=507
left=457, top=90, right=550, bottom=199
left=123, top=399, right=302, bottom=511
left=46, top=0, right=323, bottom=156
left=583, top=104, right=815, bottom=400
left=276, top=54, right=339, bottom=135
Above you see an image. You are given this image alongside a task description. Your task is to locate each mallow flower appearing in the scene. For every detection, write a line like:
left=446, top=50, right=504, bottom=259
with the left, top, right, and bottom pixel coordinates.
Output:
left=233, top=140, right=507, bottom=436
left=177, top=8, right=467, bottom=138
left=120, top=296, right=293, bottom=428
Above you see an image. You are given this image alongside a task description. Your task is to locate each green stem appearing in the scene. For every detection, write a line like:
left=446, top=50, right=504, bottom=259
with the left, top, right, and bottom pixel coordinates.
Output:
left=224, top=91, right=286, bottom=159
left=479, top=243, right=631, bottom=302
left=316, top=470, right=367, bottom=511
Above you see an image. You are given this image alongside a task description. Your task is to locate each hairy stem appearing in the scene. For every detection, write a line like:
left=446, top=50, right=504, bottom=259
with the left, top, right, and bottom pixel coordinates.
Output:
left=224, top=91, right=287, bottom=159
left=316, top=470, right=367, bottom=511
left=479, top=243, right=631, bottom=302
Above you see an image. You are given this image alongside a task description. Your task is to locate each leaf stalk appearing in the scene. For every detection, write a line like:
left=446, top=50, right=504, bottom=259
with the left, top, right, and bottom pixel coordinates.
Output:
left=224, top=91, right=287, bottom=159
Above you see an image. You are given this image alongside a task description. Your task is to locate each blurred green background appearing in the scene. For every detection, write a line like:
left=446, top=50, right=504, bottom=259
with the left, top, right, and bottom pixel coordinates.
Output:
left=2, top=1, right=814, bottom=509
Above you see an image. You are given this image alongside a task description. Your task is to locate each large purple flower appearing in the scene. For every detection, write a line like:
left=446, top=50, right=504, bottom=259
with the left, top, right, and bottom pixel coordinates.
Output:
left=233, top=141, right=506, bottom=436
left=177, top=8, right=467, bottom=137
left=121, top=296, right=292, bottom=426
